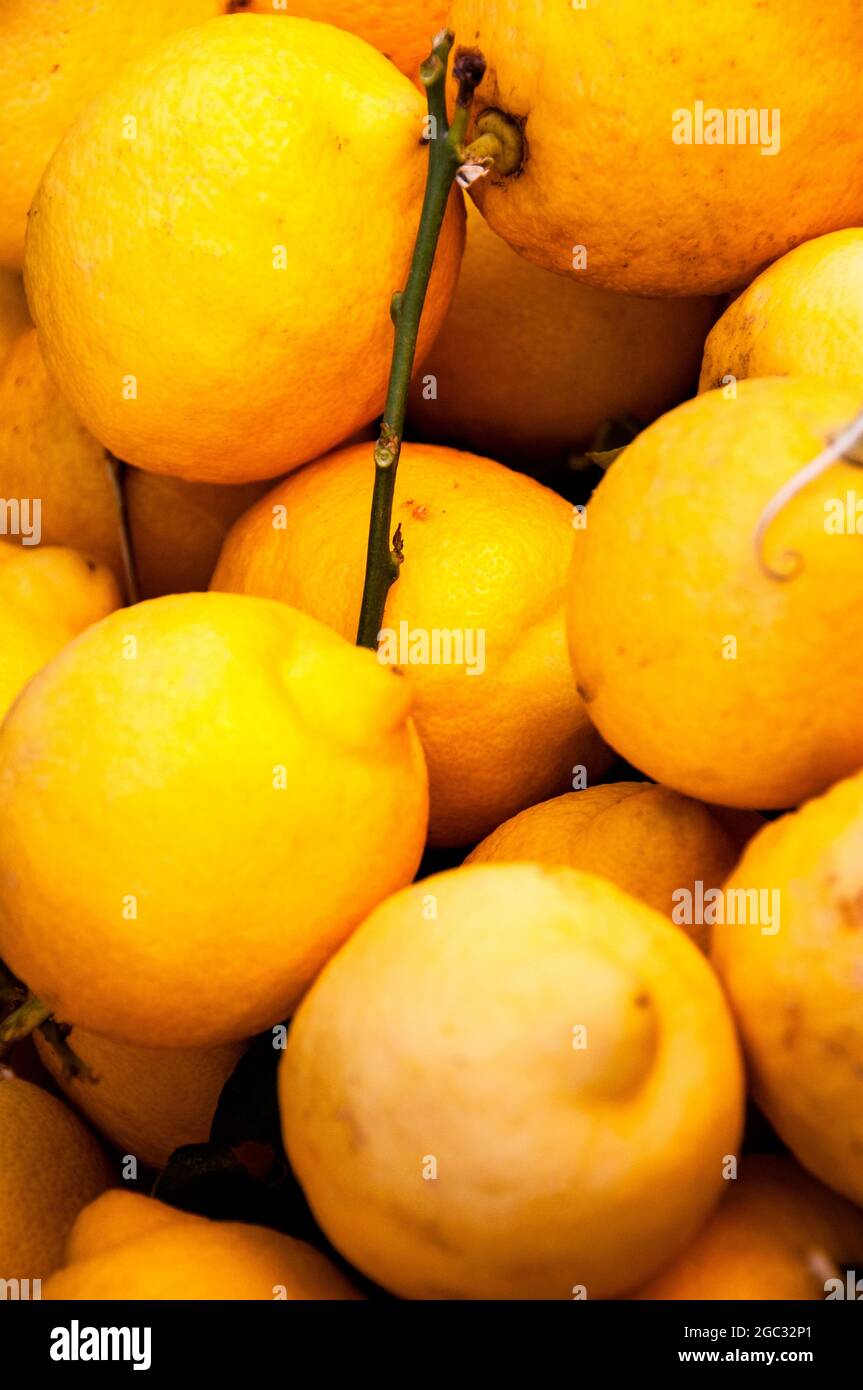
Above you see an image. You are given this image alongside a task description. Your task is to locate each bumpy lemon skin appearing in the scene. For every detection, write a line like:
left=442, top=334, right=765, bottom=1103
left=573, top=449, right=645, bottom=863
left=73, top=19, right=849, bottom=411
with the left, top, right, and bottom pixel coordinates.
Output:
left=281, top=863, right=744, bottom=1300
left=409, top=200, right=718, bottom=463
left=712, top=770, right=863, bottom=1207
left=45, top=1191, right=361, bottom=1300
left=0, top=593, right=428, bottom=1047
left=567, top=376, right=863, bottom=809
left=466, top=783, right=761, bottom=951
left=0, top=542, right=121, bottom=721
left=0, top=1076, right=113, bottom=1283
left=213, top=439, right=611, bottom=846
left=245, top=0, right=448, bottom=82
left=449, top=0, right=863, bottom=295
left=0, top=0, right=224, bottom=269
left=24, top=15, right=464, bottom=483
left=634, top=1155, right=863, bottom=1301
left=34, top=1028, right=248, bottom=1170
left=700, top=228, right=863, bottom=393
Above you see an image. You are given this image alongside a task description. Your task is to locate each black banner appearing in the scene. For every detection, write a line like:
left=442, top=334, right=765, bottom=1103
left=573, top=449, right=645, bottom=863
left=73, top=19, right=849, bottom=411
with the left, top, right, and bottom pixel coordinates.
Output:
left=3, top=1299, right=859, bottom=1376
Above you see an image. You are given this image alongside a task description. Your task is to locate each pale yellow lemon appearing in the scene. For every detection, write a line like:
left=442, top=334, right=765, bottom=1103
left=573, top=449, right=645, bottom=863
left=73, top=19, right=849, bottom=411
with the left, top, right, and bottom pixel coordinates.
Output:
left=281, top=863, right=744, bottom=1299
left=713, top=770, right=863, bottom=1206
left=700, top=229, right=863, bottom=393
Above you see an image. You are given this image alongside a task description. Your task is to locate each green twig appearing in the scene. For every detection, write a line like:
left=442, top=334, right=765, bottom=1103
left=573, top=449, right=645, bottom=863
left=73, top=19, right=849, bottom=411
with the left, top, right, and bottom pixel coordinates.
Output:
left=355, top=35, right=489, bottom=648
left=37, top=1017, right=96, bottom=1083
left=0, top=991, right=51, bottom=1057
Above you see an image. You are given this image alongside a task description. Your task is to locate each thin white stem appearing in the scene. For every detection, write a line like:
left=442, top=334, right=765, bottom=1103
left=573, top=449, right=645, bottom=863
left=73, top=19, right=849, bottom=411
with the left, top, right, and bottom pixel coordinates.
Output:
left=755, top=403, right=863, bottom=580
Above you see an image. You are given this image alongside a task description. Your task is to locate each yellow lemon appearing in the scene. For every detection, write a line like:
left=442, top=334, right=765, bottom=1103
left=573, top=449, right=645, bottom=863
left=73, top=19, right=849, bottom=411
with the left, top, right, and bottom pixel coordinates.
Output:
left=466, top=784, right=761, bottom=951
left=0, top=0, right=223, bottom=269
left=0, top=269, right=29, bottom=363
left=213, top=439, right=611, bottom=846
left=34, top=1029, right=248, bottom=1170
left=409, top=200, right=718, bottom=464
left=448, top=0, right=863, bottom=294
left=67, top=1189, right=186, bottom=1262
left=24, top=14, right=464, bottom=482
left=700, top=229, right=863, bottom=393
left=0, top=542, right=121, bottom=720
left=567, top=376, right=863, bottom=809
left=0, top=328, right=269, bottom=594
left=712, top=770, right=863, bottom=1206
left=635, top=1156, right=863, bottom=1301
left=126, top=472, right=272, bottom=598
left=0, top=592, right=428, bottom=1046
left=45, top=1190, right=360, bottom=1299
left=0, top=1076, right=112, bottom=1283
left=280, top=863, right=744, bottom=1299
left=243, top=0, right=447, bottom=81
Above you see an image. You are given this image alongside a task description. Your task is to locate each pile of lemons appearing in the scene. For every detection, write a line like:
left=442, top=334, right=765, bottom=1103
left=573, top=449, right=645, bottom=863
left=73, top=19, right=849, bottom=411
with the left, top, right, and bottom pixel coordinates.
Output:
left=0, top=1, right=862, bottom=1302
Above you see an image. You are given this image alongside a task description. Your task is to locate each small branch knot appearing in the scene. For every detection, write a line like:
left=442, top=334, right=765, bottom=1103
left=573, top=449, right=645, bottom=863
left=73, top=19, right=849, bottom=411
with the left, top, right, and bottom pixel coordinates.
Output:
left=453, top=47, right=487, bottom=107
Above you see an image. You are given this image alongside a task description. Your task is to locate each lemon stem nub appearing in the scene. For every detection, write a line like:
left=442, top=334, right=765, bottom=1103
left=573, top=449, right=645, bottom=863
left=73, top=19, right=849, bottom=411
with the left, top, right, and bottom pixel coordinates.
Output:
left=755, top=403, right=863, bottom=581
left=462, top=109, right=525, bottom=178
left=355, top=32, right=486, bottom=649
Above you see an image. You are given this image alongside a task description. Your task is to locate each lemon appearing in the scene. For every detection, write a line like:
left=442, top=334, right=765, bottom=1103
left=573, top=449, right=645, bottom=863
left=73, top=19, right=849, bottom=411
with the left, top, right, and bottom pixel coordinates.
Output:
left=408, top=199, right=718, bottom=464
left=0, top=1076, right=112, bottom=1282
left=0, top=0, right=223, bottom=268
left=34, top=1029, right=248, bottom=1170
left=467, top=784, right=761, bottom=951
left=713, top=768, right=863, bottom=1205
left=568, top=376, right=863, bottom=808
left=449, top=0, right=863, bottom=294
left=635, top=1156, right=863, bottom=1301
left=0, top=592, right=428, bottom=1046
left=700, top=229, right=863, bottom=393
left=213, top=439, right=611, bottom=846
left=0, top=541, right=121, bottom=721
left=24, top=14, right=464, bottom=482
left=281, top=863, right=744, bottom=1299
left=45, top=1190, right=360, bottom=1299
left=244, top=1, right=448, bottom=81
left=0, top=328, right=269, bottom=593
